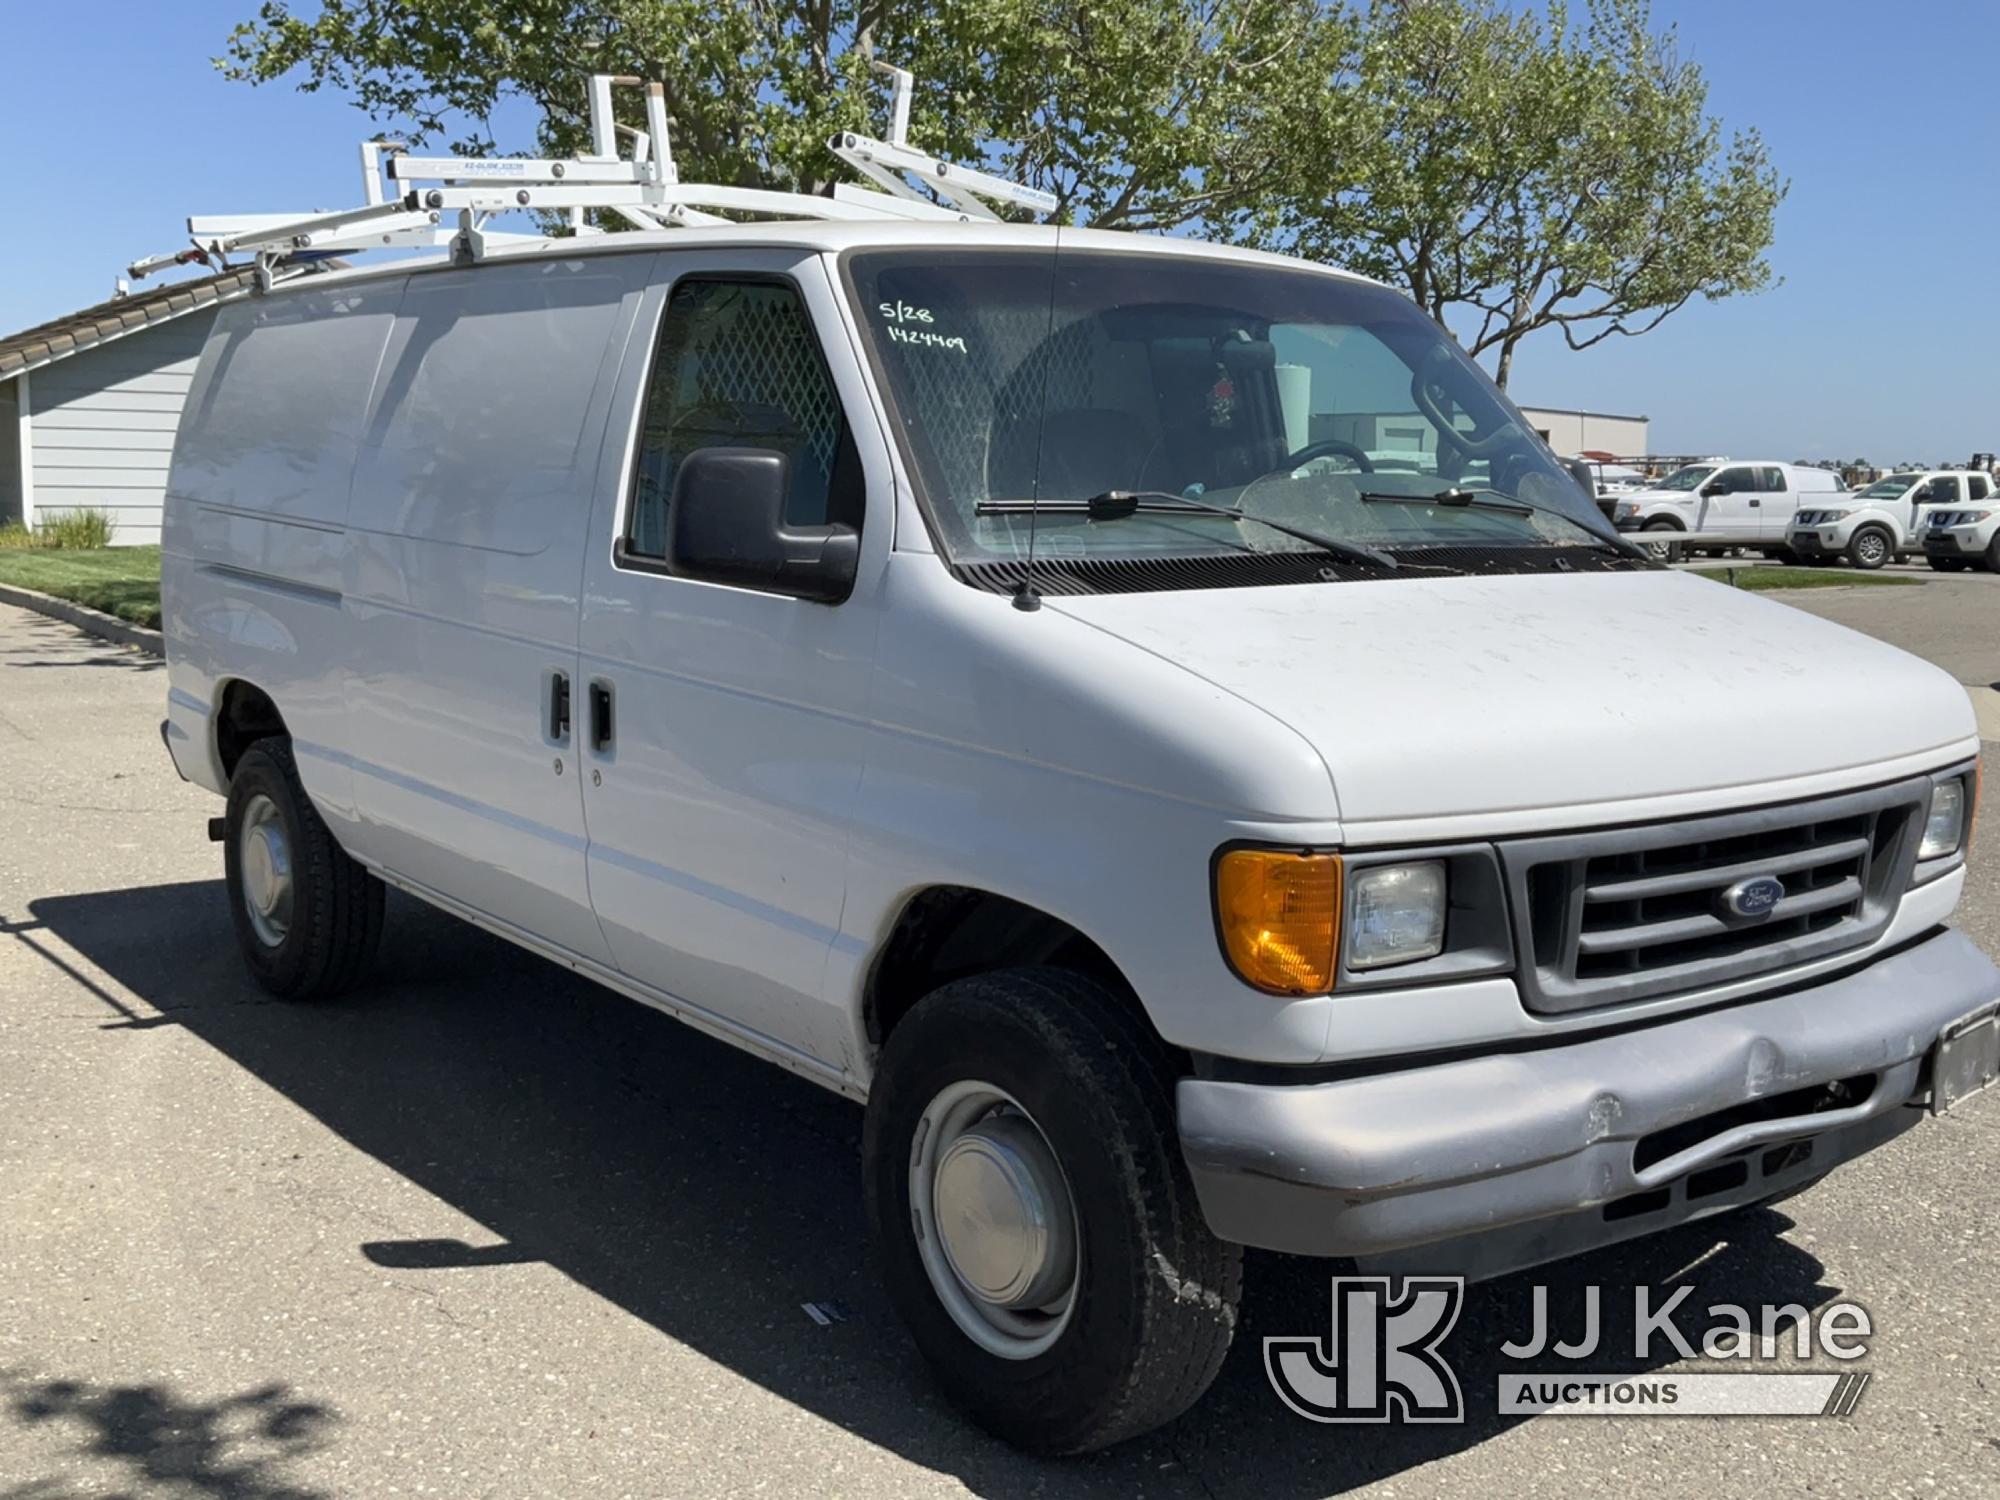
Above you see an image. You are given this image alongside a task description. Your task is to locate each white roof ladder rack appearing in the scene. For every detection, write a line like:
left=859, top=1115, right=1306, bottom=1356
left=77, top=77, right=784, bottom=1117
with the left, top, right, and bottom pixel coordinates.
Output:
left=127, top=65, right=1057, bottom=290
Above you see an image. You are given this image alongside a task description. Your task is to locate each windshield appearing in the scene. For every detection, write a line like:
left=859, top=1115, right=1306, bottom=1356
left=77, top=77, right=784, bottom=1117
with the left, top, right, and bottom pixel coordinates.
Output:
left=1653, top=465, right=1717, bottom=492
left=846, top=249, right=1621, bottom=571
left=1858, top=474, right=1921, bottom=499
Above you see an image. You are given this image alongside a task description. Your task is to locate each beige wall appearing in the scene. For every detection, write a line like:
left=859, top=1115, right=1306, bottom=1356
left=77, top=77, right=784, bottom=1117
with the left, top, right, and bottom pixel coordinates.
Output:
left=1516, top=408, right=1650, bottom=458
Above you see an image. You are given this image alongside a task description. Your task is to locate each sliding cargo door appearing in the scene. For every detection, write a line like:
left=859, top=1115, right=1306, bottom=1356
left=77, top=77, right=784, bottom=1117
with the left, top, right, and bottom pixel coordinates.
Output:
left=342, top=253, right=655, bottom=964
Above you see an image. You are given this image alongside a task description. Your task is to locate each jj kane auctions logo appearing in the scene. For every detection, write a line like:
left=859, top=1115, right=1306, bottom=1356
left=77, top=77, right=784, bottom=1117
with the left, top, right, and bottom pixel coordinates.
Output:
left=1266, top=1278, right=1875, bottom=1422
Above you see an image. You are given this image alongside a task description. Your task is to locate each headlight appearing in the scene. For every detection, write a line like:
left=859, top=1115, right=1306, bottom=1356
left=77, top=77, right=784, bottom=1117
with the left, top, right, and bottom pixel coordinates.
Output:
left=1965, top=510, right=1993, bottom=523
left=1347, top=861, right=1448, bottom=970
left=1213, top=848, right=1339, bottom=994
left=1921, top=779, right=1968, bottom=861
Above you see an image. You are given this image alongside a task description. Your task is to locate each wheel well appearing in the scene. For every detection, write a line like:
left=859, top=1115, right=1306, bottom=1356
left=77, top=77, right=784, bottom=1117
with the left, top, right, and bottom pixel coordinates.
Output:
left=1642, top=516, right=1685, bottom=531
left=215, top=681, right=288, bottom=781
left=864, top=887, right=1145, bottom=1046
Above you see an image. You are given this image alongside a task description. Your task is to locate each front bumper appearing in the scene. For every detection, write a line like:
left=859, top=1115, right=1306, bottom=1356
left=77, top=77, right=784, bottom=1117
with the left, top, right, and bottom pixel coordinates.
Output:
left=1789, top=532, right=1839, bottom=557
left=1925, top=532, right=1980, bottom=556
left=1178, top=927, right=2000, bottom=1281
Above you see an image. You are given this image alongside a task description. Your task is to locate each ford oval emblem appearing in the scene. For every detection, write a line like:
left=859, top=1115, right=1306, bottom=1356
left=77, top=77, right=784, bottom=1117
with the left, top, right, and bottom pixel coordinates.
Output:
left=1720, top=875, right=1786, bottom=919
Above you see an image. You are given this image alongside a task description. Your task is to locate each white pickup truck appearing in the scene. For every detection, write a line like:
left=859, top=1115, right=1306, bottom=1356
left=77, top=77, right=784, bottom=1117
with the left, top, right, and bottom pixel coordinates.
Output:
left=156, top=84, right=1998, bottom=1454
left=1614, top=460, right=1847, bottom=559
left=1789, top=469, right=1997, bottom=569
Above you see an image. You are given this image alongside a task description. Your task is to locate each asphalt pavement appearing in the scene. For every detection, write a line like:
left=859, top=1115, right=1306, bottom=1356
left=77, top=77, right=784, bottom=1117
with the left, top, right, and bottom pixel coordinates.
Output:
left=1, top=581, right=1996, bottom=1500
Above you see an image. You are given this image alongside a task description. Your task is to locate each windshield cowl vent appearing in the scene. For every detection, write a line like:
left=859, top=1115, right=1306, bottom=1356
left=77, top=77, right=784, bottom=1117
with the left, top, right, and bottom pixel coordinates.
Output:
left=952, top=545, right=1644, bottom=598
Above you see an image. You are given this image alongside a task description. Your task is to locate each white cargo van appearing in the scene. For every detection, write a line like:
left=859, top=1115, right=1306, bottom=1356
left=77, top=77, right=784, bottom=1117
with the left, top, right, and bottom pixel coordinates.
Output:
left=158, top=87, right=1997, bottom=1455
left=1613, top=460, right=1846, bottom=558
left=1789, top=469, right=1995, bottom=569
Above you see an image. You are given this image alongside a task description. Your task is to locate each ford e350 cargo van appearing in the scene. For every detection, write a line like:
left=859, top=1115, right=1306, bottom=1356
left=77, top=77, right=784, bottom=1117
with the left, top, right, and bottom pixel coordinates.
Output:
left=160, top=150, right=1997, bottom=1453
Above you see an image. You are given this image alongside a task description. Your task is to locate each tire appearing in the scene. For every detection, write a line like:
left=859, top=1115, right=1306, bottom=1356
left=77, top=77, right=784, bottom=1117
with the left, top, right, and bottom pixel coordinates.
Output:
left=1987, top=536, right=2000, bottom=575
left=864, top=968, right=1242, bottom=1454
left=1639, top=521, right=1684, bottom=564
left=1846, top=526, right=1893, bottom=571
left=223, top=738, right=384, bottom=1000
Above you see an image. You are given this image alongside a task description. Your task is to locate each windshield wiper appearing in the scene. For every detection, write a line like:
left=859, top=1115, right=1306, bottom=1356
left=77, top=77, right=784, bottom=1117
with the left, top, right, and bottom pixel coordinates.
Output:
left=976, top=490, right=1400, bottom=570
left=1359, top=487, right=1651, bottom=561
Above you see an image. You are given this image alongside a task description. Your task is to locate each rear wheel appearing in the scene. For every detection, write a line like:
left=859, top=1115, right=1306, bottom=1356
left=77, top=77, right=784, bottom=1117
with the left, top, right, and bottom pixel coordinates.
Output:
left=1846, top=526, right=1893, bottom=570
left=223, top=738, right=384, bottom=1000
left=864, top=969, right=1241, bottom=1454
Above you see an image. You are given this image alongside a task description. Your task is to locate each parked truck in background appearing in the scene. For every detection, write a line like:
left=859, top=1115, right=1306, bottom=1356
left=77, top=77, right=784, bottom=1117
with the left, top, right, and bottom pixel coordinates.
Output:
left=1789, top=469, right=1995, bottom=569
left=1614, top=460, right=1847, bottom=561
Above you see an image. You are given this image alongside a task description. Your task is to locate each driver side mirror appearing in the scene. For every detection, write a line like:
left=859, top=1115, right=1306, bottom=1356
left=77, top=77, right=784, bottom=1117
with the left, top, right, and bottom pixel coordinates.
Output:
left=1700, top=482, right=1724, bottom=498
left=667, top=447, right=859, bottom=603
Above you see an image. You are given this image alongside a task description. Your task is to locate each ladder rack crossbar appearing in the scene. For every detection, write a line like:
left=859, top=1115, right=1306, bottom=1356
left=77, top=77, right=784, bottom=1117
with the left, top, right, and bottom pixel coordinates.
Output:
left=125, top=66, right=1058, bottom=285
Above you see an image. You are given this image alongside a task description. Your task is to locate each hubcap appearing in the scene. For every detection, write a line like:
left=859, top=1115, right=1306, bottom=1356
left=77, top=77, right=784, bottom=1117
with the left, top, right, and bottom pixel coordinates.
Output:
left=1858, top=534, right=1885, bottom=563
left=911, top=1081, right=1079, bottom=1360
left=238, top=793, right=294, bottom=948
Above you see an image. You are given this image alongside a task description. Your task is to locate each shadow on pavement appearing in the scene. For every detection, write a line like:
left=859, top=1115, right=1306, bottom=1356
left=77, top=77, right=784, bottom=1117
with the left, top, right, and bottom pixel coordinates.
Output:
left=24, top=880, right=1846, bottom=1498
left=1, top=1368, right=335, bottom=1500
left=0, top=611, right=161, bottom=672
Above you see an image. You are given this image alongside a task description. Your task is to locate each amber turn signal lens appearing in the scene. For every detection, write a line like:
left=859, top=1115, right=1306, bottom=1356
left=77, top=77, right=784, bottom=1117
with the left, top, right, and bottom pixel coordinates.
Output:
left=1214, top=849, right=1341, bottom=995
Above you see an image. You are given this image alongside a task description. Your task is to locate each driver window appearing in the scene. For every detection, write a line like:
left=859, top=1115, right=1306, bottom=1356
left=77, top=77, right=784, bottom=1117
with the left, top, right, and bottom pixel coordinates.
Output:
left=1707, top=468, right=1748, bottom=495
left=1971, top=475, right=1992, bottom=501
left=1919, top=476, right=1960, bottom=504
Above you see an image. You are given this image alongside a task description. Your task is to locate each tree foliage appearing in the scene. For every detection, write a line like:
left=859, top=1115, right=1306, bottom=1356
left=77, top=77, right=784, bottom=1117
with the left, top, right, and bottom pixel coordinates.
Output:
left=221, top=0, right=1782, bottom=382
left=220, top=0, right=1334, bottom=230
left=1260, top=0, right=1785, bottom=386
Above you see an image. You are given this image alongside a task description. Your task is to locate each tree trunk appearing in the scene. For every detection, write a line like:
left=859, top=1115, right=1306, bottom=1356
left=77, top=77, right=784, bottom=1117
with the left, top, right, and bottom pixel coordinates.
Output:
left=1492, top=337, right=1519, bottom=391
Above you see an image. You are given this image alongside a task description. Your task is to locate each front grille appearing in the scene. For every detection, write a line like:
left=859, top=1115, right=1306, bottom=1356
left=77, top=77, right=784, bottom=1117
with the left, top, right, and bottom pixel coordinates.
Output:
left=1502, top=778, right=1926, bottom=1014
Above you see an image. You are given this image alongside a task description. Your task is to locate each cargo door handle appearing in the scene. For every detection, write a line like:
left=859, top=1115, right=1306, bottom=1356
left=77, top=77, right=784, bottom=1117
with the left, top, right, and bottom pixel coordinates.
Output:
left=589, top=681, right=614, bottom=752
left=550, top=672, right=571, bottom=741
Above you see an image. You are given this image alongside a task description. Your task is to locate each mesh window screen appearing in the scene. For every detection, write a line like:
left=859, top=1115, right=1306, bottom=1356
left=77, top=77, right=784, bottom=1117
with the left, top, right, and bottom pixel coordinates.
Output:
left=629, top=279, right=845, bottom=557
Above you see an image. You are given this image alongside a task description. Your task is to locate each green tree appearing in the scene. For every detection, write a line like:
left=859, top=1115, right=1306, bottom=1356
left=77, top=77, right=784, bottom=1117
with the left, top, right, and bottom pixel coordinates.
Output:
left=1259, top=0, right=1785, bottom=387
left=219, top=0, right=1340, bottom=230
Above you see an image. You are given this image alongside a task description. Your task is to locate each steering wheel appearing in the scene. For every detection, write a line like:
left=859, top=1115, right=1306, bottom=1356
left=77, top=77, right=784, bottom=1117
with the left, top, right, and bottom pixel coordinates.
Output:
left=1280, top=438, right=1375, bottom=472
left=1411, top=343, right=1520, bottom=458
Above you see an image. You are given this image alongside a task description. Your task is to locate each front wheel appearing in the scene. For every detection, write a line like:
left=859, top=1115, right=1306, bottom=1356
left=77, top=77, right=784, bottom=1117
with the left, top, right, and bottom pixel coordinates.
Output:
left=1846, top=526, right=1893, bottom=570
left=1639, top=521, right=1684, bottom=564
left=864, top=969, right=1241, bottom=1454
left=1987, top=536, right=2000, bottom=574
left=223, top=739, right=384, bottom=1000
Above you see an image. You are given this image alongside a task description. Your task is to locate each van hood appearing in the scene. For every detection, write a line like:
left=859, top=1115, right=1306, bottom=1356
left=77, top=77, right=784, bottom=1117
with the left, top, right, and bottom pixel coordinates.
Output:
left=1050, top=569, right=1977, bottom=836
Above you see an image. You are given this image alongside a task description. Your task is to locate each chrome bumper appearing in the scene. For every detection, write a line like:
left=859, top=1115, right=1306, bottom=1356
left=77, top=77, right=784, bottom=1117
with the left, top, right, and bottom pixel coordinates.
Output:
left=1178, top=928, right=2000, bottom=1281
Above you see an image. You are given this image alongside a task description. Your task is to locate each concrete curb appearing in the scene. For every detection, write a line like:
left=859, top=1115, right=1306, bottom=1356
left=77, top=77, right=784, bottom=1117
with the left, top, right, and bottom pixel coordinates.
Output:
left=0, top=583, right=164, bottom=657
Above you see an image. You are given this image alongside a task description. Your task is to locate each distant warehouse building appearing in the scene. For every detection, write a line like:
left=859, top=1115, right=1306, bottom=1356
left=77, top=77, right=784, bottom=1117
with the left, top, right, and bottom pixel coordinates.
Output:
left=0, top=268, right=256, bottom=546
left=1515, top=405, right=1649, bottom=458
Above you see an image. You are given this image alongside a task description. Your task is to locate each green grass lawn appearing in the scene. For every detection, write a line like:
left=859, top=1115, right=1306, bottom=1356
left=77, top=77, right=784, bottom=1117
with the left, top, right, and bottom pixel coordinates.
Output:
left=1694, top=566, right=1919, bottom=592
left=0, top=546, right=163, bottom=628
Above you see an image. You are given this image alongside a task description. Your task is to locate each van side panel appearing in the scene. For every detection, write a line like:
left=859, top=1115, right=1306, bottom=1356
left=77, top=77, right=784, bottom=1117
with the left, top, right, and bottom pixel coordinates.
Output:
left=339, top=255, right=655, bottom=965
left=162, top=281, right=405, bottom=815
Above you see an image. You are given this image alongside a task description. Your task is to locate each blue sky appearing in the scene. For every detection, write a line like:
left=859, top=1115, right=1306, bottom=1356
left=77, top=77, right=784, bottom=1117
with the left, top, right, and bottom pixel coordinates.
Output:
left=2, top=2, right=1991, bottom=464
